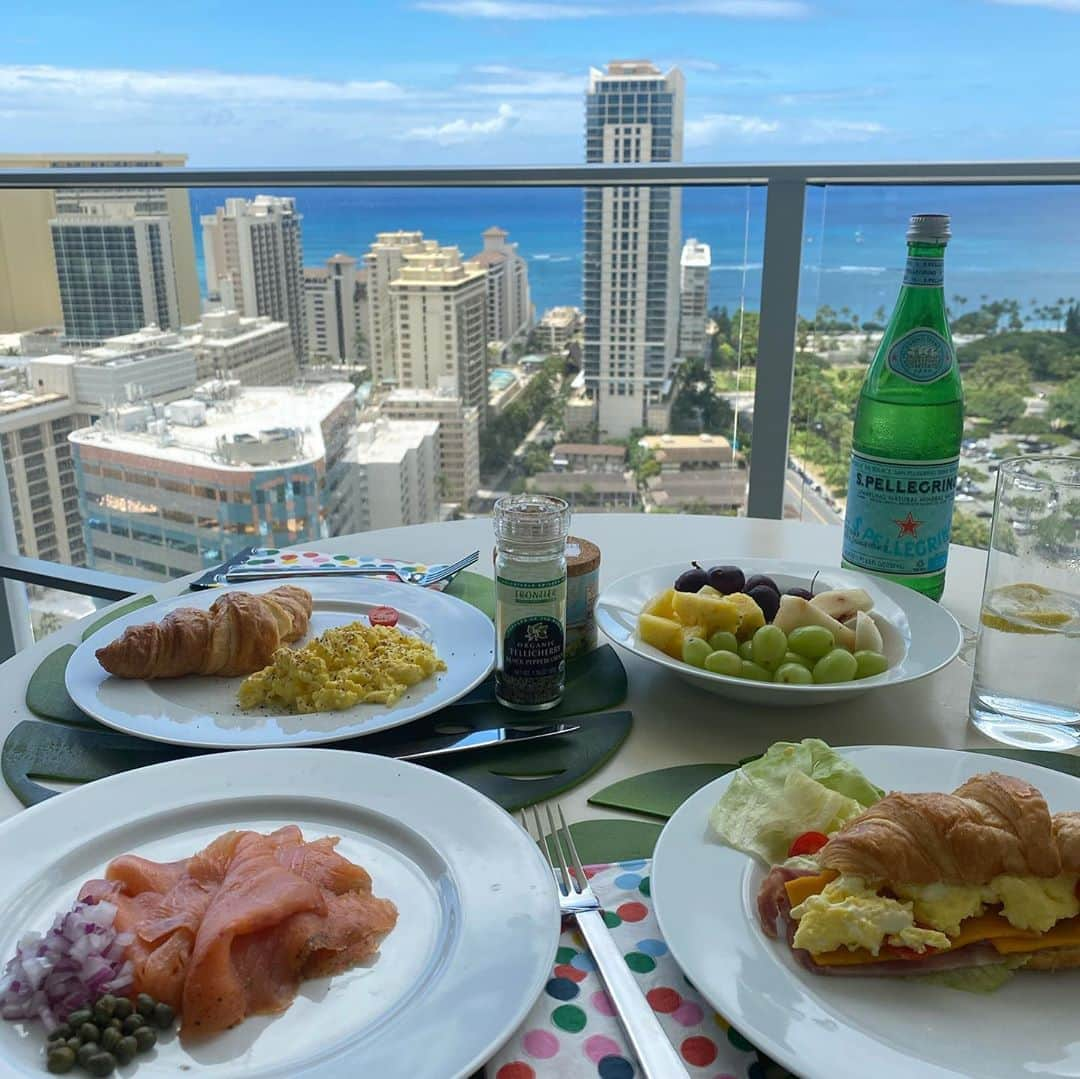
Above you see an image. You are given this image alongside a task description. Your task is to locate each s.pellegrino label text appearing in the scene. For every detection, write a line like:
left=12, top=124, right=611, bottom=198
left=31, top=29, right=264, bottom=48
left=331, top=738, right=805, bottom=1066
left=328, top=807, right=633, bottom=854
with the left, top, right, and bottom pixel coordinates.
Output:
left=842, top=452, right=960, bottom=577
left=902, top=256, right=944, bottom=287
left=886, top=328, right=953, bottom=383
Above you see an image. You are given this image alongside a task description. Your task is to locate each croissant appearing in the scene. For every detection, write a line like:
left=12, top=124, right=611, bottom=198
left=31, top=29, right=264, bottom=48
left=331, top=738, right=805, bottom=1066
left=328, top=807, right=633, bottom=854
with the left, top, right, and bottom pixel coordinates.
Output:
left=95, top=586, right=313, bottom=679
left=819, top=772, right=1080, bottom=885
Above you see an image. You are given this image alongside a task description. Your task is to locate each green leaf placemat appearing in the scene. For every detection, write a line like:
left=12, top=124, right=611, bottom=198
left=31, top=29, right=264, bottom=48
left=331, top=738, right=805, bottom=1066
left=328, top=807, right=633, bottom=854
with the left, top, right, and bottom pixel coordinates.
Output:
left=80, top=595, right=157, bottom=641
left=25, top=646, right=84, bottom=725
left=443, top=570, right=494, bottom=620
left=971, top=747, right=1080, bottom=778
left=565, top=818, right=664, bottom=864
left=588, top=762, right=737, bottom=820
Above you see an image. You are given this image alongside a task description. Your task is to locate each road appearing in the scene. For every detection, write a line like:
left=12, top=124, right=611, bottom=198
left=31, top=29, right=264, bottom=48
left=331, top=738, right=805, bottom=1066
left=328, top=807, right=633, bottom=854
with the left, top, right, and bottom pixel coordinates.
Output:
left=784, top=469, right=840, bottom=525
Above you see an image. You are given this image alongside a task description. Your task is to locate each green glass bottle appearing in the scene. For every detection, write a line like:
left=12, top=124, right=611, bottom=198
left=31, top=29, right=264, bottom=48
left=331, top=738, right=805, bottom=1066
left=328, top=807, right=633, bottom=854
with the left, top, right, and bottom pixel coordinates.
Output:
left=841, top=214, right=964, bottom=601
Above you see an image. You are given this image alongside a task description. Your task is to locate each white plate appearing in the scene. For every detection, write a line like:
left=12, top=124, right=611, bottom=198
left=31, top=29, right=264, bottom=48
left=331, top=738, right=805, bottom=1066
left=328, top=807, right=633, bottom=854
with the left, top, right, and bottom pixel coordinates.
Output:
left=596, top=559, right=962, bottom=706
left=652, top=745, right=1080, bottom=1079
left=66, top=579, right=495, bottom=749
left=0, top=750, right=560, bottom=1078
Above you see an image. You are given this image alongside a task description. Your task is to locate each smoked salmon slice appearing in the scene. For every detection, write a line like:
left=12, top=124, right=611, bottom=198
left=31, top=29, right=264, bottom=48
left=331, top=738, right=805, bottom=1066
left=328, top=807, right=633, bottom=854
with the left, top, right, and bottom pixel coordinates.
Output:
left=78, top=826, right=398, bottom=1038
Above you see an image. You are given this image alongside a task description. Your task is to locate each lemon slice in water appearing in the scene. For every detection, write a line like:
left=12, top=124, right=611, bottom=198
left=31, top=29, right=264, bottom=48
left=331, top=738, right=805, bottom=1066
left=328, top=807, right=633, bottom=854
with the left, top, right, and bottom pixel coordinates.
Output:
left=981, top=582, right=1080, bottom=635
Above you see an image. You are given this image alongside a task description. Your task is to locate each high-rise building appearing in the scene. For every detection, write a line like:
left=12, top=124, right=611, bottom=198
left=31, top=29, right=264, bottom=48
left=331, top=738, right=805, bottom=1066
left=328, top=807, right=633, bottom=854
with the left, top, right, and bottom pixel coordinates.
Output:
left=304, top=253, right=368, bottom=364
left=201, top=196, right=306, bottom=364
left=69, top=381, right=358, bottom=581
left=350, top=418, right=439, bottom=531
left=186, top=310, right=298, bottom=385
left=583, top=60, right=685, bottom=438
left=538, top=306, right=583, bottom=353
left=678, top=238, right=711, bottom=360
left=0, top=153, right=200, bottom=333
left=363, top=231, right=426, bottom=385
left=390, top=242, right=488, bottom=418
left=50, top=202, right=182, bottom=344
left=379, top=384, right=481, bottom=504
left=469, top=227, right=533, bottom=348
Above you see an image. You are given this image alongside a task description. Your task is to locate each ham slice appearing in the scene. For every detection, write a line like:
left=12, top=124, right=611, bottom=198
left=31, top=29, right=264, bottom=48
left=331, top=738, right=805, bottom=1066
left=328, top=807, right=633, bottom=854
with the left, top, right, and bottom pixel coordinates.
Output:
left=78, top=826, right=397, bottom=1038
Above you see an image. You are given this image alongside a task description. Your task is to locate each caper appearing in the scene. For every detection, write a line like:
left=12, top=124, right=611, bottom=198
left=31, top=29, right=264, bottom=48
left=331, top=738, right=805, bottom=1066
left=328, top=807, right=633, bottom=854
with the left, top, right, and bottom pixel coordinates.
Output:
left=135, top=992, right=156, bottom=1018
left=106, top=1017, right=122, bottom=1031
left=66, top=1009, right=92, bottom=1028
left=64, top=1037, right=81, bottom=1054
left=100, top=1026, right=123, bottom=1053
left=46, top=1023, right=71, bottom=1042
left=93, top=1002, right=114, bottom=1025
left=77, top=1022, right=100, bottom=1044
left=76, top=1042, right=99, bottom=1067
left=85, top=1051, right=116, bottom=1077
left=46, top=1045, right=76, bottom=1074
left=121, top=1014, right=143, bottom=1035
left=112, top=997, right=133, bottom=1020
left=113, top=1035, right=137, bottom=1066
left=133, top=1025, right=157, bottom=1052
left=152, top=1001, right=175, bottom=1030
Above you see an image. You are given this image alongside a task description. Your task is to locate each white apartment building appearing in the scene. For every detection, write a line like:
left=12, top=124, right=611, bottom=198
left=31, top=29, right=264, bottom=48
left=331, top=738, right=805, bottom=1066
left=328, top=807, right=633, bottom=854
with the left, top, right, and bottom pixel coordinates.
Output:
left=390, top=243, right=488, bottom=419
left=350, top=418, right=439, bottom=531
left=379, top=384, right=481, bottom=504
left=0, top=153, right=200, bottom=334
left=678, top=238, right=711, bottom=360
left=469, top=227, right=533, bottom=348
left=50, top=202, right=182, bottom=345
left=32, top=347, right=197, bottom=409
left=184, top=309, right=298, bottom=385
left=363, top=231, right=426, bottom=385
left=201, top=196, right=307, bottom=364
left=538, top=306, right=583, bottom=353
left=583, top=60, right=685, bottom=438
left=69, top=382, right=358, bottom=581
left=304, top=254, right=368, bottom=364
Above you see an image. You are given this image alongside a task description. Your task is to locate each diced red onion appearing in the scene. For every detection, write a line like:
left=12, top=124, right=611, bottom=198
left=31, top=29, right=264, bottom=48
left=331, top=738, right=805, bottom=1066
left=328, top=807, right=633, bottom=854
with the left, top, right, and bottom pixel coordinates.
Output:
left=0, top=899, right=132, bottom=1026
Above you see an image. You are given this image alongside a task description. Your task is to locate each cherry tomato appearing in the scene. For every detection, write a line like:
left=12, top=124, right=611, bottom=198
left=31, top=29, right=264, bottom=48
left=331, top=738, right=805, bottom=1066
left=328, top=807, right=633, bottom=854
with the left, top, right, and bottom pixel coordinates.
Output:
left=369, top=606, right=399, bottom=627
left=787, top=831, right=830, bottom=858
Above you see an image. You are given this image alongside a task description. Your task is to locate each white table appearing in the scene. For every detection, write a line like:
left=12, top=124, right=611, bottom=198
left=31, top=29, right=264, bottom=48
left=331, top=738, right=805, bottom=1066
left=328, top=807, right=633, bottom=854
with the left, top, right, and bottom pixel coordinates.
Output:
left=0, top=513, right=995, bottom=824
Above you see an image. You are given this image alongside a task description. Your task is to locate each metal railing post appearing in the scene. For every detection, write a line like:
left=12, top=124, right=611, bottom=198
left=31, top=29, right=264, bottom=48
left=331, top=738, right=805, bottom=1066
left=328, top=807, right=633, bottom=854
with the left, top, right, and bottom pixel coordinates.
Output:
left=0, top=438, right=34, bottom=658
left=746, top=178, right=807, bottom=520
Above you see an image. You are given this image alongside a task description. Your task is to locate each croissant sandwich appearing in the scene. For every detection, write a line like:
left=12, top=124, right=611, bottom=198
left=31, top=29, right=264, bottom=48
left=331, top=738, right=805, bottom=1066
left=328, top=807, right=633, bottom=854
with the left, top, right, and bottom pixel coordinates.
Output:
left=96, top=586, right=313, bottom=679
left=758, top=772, right=1080, bottom=976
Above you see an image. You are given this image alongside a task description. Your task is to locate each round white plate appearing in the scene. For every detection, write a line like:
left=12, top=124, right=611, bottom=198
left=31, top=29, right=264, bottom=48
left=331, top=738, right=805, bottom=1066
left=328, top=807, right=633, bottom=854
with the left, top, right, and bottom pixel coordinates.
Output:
left=596, top=559, right=962, bottom=706
left=66, top=579, right=495, bottom=749
left=653, top=745, right=1080, bottom=1079
left=0, top=750, right=560, bottom=1078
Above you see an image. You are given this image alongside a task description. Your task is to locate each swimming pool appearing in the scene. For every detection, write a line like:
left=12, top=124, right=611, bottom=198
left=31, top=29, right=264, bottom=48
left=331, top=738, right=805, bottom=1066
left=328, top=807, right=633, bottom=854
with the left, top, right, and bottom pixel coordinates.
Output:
left=489, top=368, right=517, bottom=391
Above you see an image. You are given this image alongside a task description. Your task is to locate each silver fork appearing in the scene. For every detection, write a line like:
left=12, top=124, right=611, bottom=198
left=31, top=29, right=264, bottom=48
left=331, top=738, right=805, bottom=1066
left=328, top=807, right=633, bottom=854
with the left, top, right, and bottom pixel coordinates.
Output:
left=523, top=804, right=690, bottom=1079
left=224, top=550, right=479, bottom=586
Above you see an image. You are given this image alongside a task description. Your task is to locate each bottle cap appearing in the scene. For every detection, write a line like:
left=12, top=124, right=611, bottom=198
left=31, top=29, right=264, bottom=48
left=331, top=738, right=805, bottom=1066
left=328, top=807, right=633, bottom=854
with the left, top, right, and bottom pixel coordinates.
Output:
left=907, top=214, right=951, bottom=244
left=493, top=494, right=570, bottom=548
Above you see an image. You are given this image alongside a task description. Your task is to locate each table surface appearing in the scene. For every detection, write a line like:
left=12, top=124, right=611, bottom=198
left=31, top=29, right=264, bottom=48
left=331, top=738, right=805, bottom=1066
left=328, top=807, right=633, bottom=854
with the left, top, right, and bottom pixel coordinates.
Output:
left=0, top=513, right=998, bottom=824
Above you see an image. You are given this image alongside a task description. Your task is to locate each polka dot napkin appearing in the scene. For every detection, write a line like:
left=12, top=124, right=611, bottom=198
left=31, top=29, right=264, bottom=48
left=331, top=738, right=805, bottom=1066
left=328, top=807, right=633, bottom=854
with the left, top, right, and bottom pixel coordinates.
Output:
left=487, top=861, right=790, bottom=1079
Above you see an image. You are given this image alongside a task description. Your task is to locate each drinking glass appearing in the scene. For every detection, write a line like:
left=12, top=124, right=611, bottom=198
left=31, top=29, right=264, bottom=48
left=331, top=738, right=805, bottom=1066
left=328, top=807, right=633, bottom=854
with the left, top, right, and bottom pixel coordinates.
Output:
left=969, top=457, right=1080, bottom=749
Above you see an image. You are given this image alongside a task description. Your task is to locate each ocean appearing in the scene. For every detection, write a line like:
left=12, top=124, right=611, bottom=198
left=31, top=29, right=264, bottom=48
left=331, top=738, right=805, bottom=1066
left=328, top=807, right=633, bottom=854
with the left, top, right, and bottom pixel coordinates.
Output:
left=187, top=184, right=1080, bottom=324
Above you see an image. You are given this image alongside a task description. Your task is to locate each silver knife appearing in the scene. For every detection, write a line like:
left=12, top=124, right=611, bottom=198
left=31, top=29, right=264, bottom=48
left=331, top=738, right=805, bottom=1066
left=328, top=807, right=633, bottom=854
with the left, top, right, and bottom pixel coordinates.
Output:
left=366, top=721, right=579, bottom=761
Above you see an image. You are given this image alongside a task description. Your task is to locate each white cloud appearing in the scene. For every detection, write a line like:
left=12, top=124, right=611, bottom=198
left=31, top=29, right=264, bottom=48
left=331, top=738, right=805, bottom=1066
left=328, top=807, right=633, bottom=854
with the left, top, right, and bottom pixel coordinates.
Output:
left=417, top=0, right=807, bottom=15
left=400, top=102, right=518, bottom=144
left=464, top=65, right=584, bottom=96
left=798, top=119, right=885, bottom=142
left=685, top=112, right=781, bottom=144
left=416, top=1, right=605, bottom=16
left=665, top=0, right=808, bottom=13
left=989, top=0, right=1080, bottom=9
left=0, top=64, right=403, bottom=104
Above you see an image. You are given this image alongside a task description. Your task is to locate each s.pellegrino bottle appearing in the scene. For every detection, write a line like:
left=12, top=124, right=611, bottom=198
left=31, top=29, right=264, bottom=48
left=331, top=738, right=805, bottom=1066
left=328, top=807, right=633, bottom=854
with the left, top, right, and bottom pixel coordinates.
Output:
left=841, top=213, right=964, bottom=601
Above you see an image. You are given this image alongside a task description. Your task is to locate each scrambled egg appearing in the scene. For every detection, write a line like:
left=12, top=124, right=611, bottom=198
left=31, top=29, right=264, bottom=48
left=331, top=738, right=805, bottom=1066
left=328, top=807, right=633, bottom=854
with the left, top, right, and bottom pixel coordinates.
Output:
left=791, top=876, right=950, bottom=956
left=895, top=874, right=1080, bottom=935
left=238, top=621, right=446, bottom=714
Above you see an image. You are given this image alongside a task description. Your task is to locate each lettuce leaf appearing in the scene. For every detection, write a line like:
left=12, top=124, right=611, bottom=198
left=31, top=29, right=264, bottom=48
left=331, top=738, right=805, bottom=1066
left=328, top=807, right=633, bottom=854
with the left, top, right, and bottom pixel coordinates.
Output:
left=908, top=956, right=1030, bottom=994
left=709, top=739, right=883, bottom=865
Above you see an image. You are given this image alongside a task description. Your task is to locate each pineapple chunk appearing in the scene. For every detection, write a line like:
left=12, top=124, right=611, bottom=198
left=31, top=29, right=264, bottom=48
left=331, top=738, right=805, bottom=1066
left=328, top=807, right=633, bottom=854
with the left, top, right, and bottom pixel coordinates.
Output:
left=728, top=592, right=766, bottom=640
left=671, top=591, right=739, bottom=635
left=698, top=584, right=723, bottom=598
left=642, top=587, right=676, bottom=619
left=638, top=613, right=685, bottom=658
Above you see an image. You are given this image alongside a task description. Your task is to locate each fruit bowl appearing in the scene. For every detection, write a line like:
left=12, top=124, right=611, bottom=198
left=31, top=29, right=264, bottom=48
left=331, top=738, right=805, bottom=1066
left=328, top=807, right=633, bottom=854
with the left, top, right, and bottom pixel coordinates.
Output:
left=595, top=559, right=963, bottom=707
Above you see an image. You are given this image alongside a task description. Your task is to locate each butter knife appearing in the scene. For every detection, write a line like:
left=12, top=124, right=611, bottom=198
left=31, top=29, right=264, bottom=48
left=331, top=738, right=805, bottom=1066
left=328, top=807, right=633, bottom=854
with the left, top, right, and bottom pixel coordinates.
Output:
left=361, top=719, right=579, bottom=761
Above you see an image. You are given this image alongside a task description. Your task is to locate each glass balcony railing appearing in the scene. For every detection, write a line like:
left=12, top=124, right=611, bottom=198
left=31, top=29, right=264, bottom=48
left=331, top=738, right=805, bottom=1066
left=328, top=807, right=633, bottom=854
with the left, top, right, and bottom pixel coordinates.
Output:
left=0, top=161, right=1077, bottom=653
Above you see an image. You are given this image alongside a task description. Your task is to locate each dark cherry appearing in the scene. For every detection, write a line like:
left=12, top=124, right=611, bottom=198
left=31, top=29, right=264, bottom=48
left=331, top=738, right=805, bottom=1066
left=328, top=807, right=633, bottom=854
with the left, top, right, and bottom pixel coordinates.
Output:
left=706, top=565, right=745, bottom=595
left=744, top=574, right=780, bottom=595
left=674, top=562, right=708, bottom=593
left=747, top=584, right=781, bottom=622
left=785, top=587, right=814, bottom=600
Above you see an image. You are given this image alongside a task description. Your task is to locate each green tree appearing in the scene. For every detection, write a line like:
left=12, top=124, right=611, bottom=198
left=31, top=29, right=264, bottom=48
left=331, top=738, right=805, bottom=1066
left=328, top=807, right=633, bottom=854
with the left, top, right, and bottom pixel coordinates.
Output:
left=1050, top=375, right=1080, bottom=432
left=950, top=510, right=990, bottom=549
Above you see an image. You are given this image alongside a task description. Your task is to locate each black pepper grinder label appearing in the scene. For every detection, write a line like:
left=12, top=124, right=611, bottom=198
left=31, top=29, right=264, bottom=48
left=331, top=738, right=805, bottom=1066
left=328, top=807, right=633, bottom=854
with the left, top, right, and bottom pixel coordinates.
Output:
left=498, top=616, right=566, bottom=702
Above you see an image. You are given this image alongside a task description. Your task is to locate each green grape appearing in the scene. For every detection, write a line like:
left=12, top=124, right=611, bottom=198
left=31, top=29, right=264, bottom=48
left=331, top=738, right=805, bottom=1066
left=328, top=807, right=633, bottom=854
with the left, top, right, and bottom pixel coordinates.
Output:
left=738, top=640, right=755, bottom=661
left=854, top=650, right=890, bottom=679
left=812, top=648, right=858, bottom=684
left=787, top=625, right=835, bottom=660
left=781, top=651, right=814, bottom=671
left=707, top=630, right=739, bottom=654
left=751, top=625, right=788, bottom=666
left=682, top=636, right=712, bottom=669
left=740, top=660, right=773, bottom=682
left=704, top=649, right=742, bottom=677
left=775, top=662, right=814, bottom=685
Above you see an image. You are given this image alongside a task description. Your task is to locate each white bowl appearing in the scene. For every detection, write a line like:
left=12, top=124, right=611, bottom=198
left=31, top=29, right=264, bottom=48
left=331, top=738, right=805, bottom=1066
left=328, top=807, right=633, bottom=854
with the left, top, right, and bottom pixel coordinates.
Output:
left=596, top=558, right=963, bottom=707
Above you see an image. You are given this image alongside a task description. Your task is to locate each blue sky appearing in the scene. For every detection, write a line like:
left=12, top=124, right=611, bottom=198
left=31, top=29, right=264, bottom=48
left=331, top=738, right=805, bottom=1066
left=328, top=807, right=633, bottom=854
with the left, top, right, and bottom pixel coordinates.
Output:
left=2, top=0, right=1079, bottom=166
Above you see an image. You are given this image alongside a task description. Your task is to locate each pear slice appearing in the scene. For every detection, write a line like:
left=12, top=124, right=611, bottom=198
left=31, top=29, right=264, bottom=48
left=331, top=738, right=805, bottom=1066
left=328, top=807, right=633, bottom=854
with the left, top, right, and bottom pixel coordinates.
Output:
left=774, top=595, right=857, bottom=651
left=809, top=588, right=874, bottom=624
left=854, top=610, right=884, bottom=654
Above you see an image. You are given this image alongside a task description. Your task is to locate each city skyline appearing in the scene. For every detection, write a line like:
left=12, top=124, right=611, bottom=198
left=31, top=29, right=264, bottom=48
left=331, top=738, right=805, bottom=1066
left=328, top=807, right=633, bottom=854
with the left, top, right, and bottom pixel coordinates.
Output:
left=2, top=1, right=1079, bottom=166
